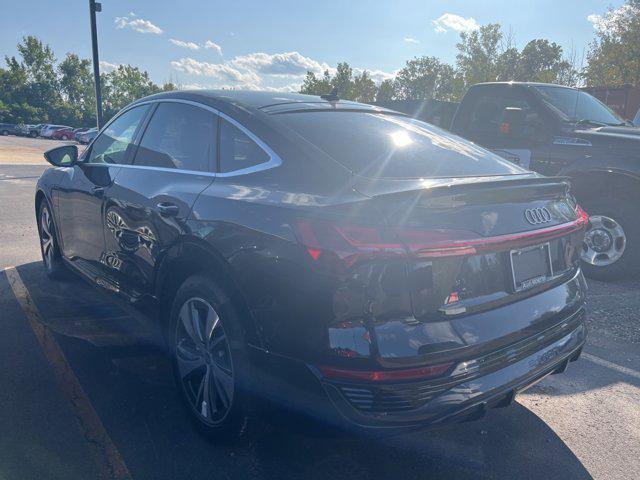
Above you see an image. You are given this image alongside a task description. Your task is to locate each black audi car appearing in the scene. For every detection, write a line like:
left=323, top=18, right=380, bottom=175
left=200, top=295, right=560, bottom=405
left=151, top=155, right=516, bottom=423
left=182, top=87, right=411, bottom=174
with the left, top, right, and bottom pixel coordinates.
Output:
left=35, top=90, right=588, bottom=440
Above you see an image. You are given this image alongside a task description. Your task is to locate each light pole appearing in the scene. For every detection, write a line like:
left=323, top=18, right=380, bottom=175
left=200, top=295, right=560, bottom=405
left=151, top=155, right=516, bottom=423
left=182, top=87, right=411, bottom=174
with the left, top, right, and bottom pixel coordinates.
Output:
left=89, top=0, right=103, bottom=129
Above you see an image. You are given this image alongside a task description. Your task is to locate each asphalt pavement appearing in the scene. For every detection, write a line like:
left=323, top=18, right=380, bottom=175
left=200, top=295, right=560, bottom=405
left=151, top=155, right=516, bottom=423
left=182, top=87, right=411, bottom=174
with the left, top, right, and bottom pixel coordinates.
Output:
left=0, top=152, right=639, bottom=479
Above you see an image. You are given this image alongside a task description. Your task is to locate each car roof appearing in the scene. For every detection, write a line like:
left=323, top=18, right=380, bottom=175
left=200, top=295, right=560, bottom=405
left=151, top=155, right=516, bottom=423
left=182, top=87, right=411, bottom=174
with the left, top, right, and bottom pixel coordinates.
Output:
left=133, top=89, right=398, bottom=115
left=471, top=81, right=577, bottom=90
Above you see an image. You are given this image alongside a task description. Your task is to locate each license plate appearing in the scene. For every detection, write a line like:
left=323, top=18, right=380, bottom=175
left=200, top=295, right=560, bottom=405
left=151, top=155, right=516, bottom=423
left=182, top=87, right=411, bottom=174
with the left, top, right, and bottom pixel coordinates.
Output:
left=510, top=243, right=553, bottom=292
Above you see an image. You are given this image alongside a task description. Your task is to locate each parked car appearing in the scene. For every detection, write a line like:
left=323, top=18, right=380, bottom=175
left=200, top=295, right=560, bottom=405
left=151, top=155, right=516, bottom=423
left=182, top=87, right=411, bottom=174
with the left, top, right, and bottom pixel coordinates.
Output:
left=73, top=127, right=89, bottom=138
left=36, top=90, right=588, bottom=441
left=18, top=124, right=40, bottom=137
left=0, top=123, right=19, bottom=135
left=77, top=127, right=97, bottom=144
left=450, top=82, right=640, bottom=280
left=40, top=124, right=72, bottom=138
left=51, top=127, right=76, bottom=141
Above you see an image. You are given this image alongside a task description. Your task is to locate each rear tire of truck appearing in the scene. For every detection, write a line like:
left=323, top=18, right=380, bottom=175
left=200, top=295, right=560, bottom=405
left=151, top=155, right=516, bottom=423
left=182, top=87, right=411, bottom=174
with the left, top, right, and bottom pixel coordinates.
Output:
left=580, top=197, right=639, bottom=281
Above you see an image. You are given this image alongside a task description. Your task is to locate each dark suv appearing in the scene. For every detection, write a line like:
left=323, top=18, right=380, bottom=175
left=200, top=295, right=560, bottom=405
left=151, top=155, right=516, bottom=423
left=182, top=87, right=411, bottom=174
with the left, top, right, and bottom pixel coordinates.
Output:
left=36, top=91, right=587, bottom=440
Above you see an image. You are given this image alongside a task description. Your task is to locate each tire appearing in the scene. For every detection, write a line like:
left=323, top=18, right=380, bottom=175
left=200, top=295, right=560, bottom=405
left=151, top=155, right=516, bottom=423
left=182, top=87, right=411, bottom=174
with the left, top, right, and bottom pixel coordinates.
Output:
left=579, top=197, right=639, bottom=280
left=37, top=200, right=67, bottom=280
left=61, top=135, right=68, bottom=140
left=168, top=274, right=259, bottom=443
left=1, top=130, right=8, bottom=136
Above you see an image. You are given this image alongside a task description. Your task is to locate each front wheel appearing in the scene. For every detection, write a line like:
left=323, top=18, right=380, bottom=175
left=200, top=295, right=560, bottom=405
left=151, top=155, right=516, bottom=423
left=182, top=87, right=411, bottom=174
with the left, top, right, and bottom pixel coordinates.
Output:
left=37, top=201, right=67, bottom=279
left=61, top=135, right=68, bottom=140
left=168, top=275, right=258, bottom=443
left=580, top=197, right=639, bottom=280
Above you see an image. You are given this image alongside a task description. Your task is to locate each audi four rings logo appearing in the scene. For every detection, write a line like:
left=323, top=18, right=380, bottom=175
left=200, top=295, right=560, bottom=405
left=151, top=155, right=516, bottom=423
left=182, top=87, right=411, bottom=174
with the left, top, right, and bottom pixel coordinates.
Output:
left=524, top=207, right=552, bottom=225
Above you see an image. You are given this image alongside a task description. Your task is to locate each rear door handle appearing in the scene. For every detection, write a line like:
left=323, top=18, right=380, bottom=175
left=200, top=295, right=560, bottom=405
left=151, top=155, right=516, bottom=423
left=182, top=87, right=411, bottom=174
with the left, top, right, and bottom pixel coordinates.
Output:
left=156, top=202, right=179, bottom=217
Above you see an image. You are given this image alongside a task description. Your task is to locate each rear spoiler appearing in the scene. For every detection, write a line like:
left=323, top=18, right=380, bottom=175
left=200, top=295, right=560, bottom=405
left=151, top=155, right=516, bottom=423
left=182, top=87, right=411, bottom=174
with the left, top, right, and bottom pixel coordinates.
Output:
left=353, top=174, right=572, bottom=201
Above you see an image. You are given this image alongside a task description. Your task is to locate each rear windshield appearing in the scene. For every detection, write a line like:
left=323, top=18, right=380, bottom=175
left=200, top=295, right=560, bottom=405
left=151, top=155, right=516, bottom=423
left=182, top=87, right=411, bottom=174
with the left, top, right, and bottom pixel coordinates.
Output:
left=274, top=111, right=525, bottom=178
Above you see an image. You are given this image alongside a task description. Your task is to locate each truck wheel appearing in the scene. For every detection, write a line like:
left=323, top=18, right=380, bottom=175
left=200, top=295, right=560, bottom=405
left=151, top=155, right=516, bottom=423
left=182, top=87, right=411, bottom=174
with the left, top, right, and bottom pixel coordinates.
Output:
left=580, top=197, right=639, bottom=280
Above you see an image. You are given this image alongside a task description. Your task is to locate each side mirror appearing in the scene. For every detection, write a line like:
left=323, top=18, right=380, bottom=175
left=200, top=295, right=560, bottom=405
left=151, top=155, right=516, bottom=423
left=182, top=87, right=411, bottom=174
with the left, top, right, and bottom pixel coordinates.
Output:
left=44, top=144, right=78, bottom=167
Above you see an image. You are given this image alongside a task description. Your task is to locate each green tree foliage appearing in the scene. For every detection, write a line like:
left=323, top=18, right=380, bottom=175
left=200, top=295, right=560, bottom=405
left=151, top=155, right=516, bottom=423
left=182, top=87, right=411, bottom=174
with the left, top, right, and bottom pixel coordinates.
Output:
left=394, top=56, right=463, bottom=101
left=0, top=36, right=173, bottom=125
left=299, top=24, right=578, bottom=102
left=456, top=24, right=504, bottom=85
left=299, top=63, right=377, bottom=102
left=102, top=64, right=161, bottom=117
left=376, top=79, right=396, bottom=101
left=584, top=0, right=640, bottom=86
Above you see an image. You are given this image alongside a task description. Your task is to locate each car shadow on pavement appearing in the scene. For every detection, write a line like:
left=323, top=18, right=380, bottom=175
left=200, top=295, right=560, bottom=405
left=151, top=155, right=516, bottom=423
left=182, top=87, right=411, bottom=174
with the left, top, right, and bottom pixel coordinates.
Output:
left=9, top=262, right=593, bottom=480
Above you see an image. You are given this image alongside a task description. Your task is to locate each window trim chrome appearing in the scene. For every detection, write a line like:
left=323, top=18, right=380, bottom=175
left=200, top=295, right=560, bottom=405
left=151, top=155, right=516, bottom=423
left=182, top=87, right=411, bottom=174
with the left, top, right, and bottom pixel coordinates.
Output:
left=100, top=98, right=283, bottom=177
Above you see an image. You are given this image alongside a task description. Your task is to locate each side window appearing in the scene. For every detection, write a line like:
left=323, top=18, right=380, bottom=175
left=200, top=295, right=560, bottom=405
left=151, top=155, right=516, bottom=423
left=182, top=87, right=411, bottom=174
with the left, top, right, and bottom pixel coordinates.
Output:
left=467, top=92, right=542, bottom=145
left=133, top=102, right=217, bottom=172
left=219, top=118, right=270, bottom=173
left=87, top=105, right=149, bottom=164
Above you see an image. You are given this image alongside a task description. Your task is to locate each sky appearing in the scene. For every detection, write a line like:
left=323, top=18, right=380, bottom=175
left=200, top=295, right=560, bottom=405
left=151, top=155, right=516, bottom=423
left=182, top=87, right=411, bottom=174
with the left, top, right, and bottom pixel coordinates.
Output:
left=0, top=0, right=625, bottom=91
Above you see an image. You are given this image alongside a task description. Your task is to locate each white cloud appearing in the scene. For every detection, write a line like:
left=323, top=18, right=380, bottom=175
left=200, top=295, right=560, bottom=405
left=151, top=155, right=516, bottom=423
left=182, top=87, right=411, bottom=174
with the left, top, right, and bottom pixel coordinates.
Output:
left=99, top=60, right=119, bottom=72
left=353, top=68, right=396, bottom=84
left=404, top=37, right=420, bottom=44
left=169, top=38, right=223, bottom=55
left=432, top=13, right=480, bottom=34
left=115, top=13, right=163, bottom=34
left=587, top=4, right=636, bottom=35
left=170, top=57, right=259, bottom=84
left=587, top=14, right=602, bottom=29
left=169, top=38, right=200, bottom=50
left=204, top=40, right=223, bottom=56
left=170, top=51, right=395, bottom=92
left=178, top=81, right=300, bottom=92
left=229, top=51, right=330, bottom=77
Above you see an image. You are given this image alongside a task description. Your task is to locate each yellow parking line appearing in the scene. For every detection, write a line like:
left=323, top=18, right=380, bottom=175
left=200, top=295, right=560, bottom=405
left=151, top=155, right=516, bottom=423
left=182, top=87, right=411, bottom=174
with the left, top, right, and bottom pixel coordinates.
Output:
left=4, top=266, right=133, bottom=480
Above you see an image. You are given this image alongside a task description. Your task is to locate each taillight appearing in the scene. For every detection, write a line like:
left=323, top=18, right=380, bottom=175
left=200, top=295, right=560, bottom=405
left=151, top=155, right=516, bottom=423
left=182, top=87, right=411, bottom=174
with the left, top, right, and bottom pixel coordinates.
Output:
left=293, top=218, right=478, bottom=266
left=575, top=204, right=589, bottom=227
left=293, top=209, right=588, bottom=266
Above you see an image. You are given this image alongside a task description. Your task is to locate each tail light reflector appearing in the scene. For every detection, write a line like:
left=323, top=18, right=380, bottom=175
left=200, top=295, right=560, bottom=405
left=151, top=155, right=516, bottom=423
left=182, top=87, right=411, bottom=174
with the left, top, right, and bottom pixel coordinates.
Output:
left=294, top=207, right=588, bottom=264
left=317, top=362, right=454, bottom=382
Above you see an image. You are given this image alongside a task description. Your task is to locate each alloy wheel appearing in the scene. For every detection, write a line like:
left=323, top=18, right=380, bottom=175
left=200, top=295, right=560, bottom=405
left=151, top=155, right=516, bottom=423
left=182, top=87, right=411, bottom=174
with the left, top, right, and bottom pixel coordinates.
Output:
left=581, top=214, right=627, bottom=267
left=175, top=297, right=234, bottom=425
left=40, top=205, right=55, bottom=268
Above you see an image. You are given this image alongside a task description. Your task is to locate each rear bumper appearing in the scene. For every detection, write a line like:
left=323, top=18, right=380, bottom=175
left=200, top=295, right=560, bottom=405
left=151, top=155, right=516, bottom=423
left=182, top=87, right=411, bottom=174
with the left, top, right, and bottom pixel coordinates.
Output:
left=320, top=320, right=586, bottom=429
left=249, top=314, right=586, bottom=432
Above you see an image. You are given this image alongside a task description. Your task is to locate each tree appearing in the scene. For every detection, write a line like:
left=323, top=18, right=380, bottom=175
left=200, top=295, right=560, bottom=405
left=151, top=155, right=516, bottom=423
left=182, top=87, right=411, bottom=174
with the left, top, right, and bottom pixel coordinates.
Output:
left=102, top=64, right=161, bottom=117
left=351, top=71, right=377, bottom=102
left=456, top=24, right=503, bottom=86
left=299, top=63, right=377, bottom=101
left=376, top=79, right=396, bottom=101
left=516, top=39, right=573, bottom=83
left=299, top=70, right=331, bottom=96
left=58, top=53, right=96, bottom=125
left=584, top=0, right=640, bottom=86
left=394, top=56, right=462, bottom=101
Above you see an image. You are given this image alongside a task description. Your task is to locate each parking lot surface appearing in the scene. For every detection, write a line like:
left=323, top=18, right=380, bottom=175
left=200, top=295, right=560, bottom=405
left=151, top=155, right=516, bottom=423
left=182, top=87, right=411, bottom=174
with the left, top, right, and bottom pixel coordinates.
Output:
left=0, top=135, right=81, bottom=165
left=0, top=150, right=639, bottom=479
